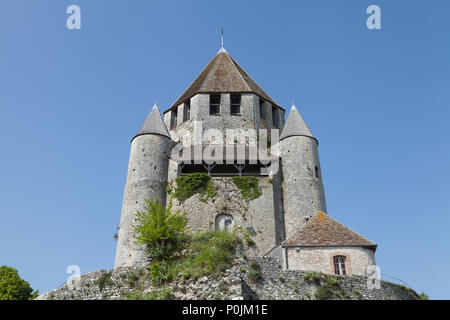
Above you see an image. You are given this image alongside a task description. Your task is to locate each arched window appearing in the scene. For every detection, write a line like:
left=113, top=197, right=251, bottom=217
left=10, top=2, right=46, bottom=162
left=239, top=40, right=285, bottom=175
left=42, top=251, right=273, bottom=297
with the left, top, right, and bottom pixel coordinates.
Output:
left=333, top=255, right=347, bottom=275
left=315, top=166, right=320, bottom=179
left=215, top=214, right=234, bottom=231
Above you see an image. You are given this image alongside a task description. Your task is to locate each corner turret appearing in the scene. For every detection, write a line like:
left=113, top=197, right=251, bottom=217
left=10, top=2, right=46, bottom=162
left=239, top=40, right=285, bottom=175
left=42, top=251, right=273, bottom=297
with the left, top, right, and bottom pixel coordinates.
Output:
left=114, top=103, right=173, bottom=268
left=280, top=104, right=327, bottom=239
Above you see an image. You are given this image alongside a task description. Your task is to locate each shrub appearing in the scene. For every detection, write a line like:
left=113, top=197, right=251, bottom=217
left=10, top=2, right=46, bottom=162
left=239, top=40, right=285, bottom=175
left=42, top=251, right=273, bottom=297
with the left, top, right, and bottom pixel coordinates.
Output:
left=134, top=198, right=188, bottom=260
left=0, top=266, right=39, bottom=300
left=231, top=177, right=262, bottom=202
left=95, top=270, right=113, bottom=292
left=248, top=270, right=261, bottom=283
left=303, top=272, right=321, bottom=284
left=419, top=292, right=429, bottom=300
left=250, top=260, right=260, bottom=271
left=314, top=285, right=335, bottom=300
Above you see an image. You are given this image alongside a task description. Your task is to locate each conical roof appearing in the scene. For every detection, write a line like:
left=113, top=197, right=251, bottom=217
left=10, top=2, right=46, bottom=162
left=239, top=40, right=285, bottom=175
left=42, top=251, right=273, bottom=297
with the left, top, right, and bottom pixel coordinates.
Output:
left=283, top=211, right=377, bottom=249
left=166, top=48, right=281, bottom=112
left=132, top=103, right=170, bottom=141
left=280, top=104, right=316, bottom=141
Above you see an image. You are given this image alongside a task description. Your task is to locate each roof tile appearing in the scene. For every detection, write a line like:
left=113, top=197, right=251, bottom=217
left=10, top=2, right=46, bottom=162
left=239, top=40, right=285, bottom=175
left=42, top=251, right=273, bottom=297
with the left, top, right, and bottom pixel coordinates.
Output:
left=283, top=212, right=377, bottom=249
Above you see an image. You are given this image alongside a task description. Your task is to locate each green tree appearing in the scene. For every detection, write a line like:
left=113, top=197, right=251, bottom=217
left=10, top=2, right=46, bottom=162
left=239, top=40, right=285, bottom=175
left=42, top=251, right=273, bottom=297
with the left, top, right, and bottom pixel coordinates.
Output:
left=0, top=266, right=39, bottom=300
left=134, top=198, right=188, bottom=260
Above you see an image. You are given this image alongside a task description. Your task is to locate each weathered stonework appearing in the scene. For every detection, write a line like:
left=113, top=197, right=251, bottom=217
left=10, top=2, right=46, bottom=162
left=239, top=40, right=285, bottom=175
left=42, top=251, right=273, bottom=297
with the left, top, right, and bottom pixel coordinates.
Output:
left=168, top=177, right=283, bottom=256
left=114, top=134, right=172, bottom=268
left=36, top=258, right=419, bottom=301
left=281, top=135, right=327, bottom=239
left=283, top=247, right=376, bottom=276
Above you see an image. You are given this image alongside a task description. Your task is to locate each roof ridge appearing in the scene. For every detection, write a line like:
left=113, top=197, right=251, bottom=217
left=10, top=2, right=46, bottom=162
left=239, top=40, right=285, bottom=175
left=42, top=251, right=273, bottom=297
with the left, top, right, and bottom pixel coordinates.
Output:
left=165, top=53, right=219, bottom=114
left=225, top=51, right=252, bottom=92
left=227, top=54, right=278, bottom=105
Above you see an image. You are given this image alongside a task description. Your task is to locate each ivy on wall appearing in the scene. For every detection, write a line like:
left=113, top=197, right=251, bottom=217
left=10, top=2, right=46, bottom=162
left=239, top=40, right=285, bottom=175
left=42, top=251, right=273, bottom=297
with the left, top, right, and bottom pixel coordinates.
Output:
left=172, top=173, right=217, bottom=202
left=231, top=177, right=262, bottom=203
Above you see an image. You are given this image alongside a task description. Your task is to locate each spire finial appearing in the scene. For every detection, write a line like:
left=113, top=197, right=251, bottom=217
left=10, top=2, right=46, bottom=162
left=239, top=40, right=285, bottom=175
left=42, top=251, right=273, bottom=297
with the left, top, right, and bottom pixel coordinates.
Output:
left=221, top=27, right=224, bottom=49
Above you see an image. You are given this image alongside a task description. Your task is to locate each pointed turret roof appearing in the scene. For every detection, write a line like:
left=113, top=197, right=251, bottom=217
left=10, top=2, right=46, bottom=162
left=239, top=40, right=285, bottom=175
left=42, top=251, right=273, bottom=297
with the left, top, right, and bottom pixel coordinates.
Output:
left=166, top=48, right=281, bottom=112
left=280, top=104, right=316, bottom=142
left=283, top=212, right=377, bottom=250
left=132, top=103, right=170, bottom=141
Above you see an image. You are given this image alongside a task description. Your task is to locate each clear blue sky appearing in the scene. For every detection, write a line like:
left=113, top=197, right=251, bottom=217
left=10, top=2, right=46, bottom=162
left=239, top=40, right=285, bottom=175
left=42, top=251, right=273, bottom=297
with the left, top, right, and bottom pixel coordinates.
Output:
left=1, top=0, right=449, bottom=299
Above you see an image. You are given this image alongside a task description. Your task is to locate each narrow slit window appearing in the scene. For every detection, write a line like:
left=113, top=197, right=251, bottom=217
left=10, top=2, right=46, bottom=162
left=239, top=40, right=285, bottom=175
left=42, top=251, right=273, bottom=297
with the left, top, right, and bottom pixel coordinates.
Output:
left=170, top=110, right=177, bottom=130
left=259, top=99, right=265, bottom=120
left=184, top=100, right=190, bottom=121
left=315, top=166, right=320, bottom=179
left=230, top=94, right=241, bottom=115
left=272, top=107, right=278, bottom=128
left=210, top=94, right=221, bottom=115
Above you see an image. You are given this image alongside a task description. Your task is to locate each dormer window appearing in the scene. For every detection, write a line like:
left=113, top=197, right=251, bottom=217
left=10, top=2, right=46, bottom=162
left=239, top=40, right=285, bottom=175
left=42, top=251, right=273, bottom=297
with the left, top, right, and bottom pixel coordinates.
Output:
left=210, top=94, right=220, bottom=115
left=183, top=100, right=190, bottom=122
left=230, top=94, right=241, bottom=115
left=259, top=99, right=265, bottom=120
left=170, top=110, right=177, bottom=130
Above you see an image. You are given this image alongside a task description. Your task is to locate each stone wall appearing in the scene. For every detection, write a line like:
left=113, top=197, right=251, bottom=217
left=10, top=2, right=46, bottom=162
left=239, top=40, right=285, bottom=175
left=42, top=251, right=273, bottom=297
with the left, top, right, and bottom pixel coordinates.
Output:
left=241, top=258, right=419, bottom=300
left=37, top=258, right=419, bottom=301
left=283, top=246, right=376, bottom=277
left=167, top=177, right=284, bottom=256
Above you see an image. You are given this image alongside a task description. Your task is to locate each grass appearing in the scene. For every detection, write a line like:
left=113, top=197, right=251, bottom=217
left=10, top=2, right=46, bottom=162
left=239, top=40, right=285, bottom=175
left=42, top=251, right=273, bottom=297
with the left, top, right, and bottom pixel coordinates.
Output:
left=95, top=271, right=113, bottom=292
left=248, top=270, right=261, bottom=283
left=148, top=231, right=239, bottom=285
left=124, top=287, right=175, bottom=300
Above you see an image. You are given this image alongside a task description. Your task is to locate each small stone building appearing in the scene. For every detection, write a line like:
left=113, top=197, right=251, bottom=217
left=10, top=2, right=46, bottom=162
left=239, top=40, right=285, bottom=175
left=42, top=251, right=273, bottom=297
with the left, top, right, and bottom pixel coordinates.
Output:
left=278, top=211, right=377, bottom=276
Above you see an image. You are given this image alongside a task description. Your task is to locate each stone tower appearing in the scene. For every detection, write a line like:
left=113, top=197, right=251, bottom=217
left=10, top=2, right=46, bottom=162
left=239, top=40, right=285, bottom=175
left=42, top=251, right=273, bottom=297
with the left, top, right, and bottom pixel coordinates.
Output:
left=114, top=103, right=172, bottom=268
left=280, top=104, right=327, bottom=239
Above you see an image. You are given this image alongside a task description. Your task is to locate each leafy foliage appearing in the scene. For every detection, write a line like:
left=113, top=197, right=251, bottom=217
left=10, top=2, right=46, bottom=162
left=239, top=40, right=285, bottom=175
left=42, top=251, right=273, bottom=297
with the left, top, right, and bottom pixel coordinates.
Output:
left=419, top=292, right=429, bottom=300
left=134, top=198, right=188, bottom=259
left=231, top=177, right=262, bottom=202
left=173, top=173, right=215, bottom=202
left=0, top=266, right=39, bottom=300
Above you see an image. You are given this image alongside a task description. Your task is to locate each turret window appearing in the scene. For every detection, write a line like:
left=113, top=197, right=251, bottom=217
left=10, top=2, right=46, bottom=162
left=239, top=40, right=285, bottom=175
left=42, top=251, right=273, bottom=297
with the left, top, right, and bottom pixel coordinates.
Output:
left=272, top=107, right=278, bottom=128
left=333, top=256, right=347, bottom=275
left=170, top=110, right=177, bottom=130
left=183, top=100, right=190, bottom=121
left=210, top=94, right=221, bottom=115
left=259, top=99, right=265, bottom=120
left=230, top=94, right=241, bottom=115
